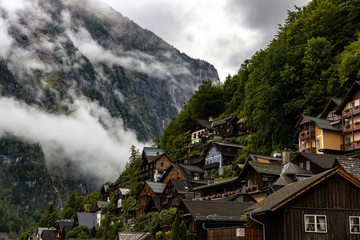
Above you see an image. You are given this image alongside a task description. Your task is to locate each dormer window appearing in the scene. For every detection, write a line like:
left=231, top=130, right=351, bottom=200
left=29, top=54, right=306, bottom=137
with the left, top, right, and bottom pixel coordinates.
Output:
left=329, top=112, right=335, bottom=117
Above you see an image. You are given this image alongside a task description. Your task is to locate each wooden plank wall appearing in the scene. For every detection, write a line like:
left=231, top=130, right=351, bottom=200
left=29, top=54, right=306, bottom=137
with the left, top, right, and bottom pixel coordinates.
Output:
left=207, top=227, right=262, bottom=240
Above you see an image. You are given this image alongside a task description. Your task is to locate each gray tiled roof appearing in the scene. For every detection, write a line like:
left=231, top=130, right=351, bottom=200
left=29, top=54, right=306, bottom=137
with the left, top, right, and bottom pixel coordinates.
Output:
left=250, top=162, right=282, bottom=175
left=118, top=232, right=150, bottom=240
left=299, top=115, right=342, bottom=132
left=77, top=212, right=98, bottom=229
left=337, top=159, right=360, bottom=180
left=143, top=147, right=164, bottom=157
left=170, top=179, right=193, bottom=194
left=295, top=153, right=346, bottom=169
left=213, top=141, right=245, bottom=148
left=182, top=200, right=253, bottom=221
left=246, top=169, right=334, bottom=214
left=146, top=181, right=166, bottom=194
left=282, top=162, right=312, bottom=176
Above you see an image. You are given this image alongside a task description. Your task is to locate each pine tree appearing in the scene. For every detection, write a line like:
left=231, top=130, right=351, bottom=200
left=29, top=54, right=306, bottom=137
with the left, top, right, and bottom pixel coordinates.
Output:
left=179, top=220, right=188, bottom=240
left=169, top=216, right=181, bottom=240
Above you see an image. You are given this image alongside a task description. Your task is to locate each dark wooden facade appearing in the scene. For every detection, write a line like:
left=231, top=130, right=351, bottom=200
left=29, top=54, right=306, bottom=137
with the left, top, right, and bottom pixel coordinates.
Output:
left=208, top=227, right=262, bottom=240
left=249, top=169, right=360, bottom=240
left=139, top=154, right=172, bottom=181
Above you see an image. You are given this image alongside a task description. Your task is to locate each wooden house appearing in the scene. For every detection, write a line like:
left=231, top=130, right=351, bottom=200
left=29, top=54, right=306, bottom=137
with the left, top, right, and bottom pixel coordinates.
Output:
left=188, top=119, right=221, bottom=145
left=178, top=200, right=253, bottom=240
left=203, top=141, right=244, bottom=175
left=247, top=154, right=282, bottom=163
left=160, top=163, right=205, bottom=184
left=138, top=147, right=171, bottom=182
left=211, top=116, right=239, bottom=138
left=136, top=181, right=166, bottom=219
left=292, top=152, right=349, bottom=175
left=245, top=167, right=360, bottom=240
left=236, top=117, right=250, bottom=137
left=160, top=179, right=193, bottom=209
left=54, top=220, right=74, bottom=240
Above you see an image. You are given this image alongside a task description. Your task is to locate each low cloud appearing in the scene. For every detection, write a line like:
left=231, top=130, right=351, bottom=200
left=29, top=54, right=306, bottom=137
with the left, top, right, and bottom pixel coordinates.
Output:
left=0, top=97, right=145, bottom=185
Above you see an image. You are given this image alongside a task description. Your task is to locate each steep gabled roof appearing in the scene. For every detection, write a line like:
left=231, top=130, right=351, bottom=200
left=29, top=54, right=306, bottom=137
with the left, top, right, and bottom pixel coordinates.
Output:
left=335, top=158, right=360, bottom=180
left=181, top=200, right=254, bottom=222
left=203, top=141, right=245, bottom=158
left=250, top=162, right=283, bottom=175
left=295, top=115, right=342, bottom=132
left=246, top=168, right=360, bottom=214
left=293, top=152, right=346, bottom=169
left=142, top=147, right=164, bottom=158
left=159, top=163, right=204, bottom=182
left=318, top=98, right=342, bottom=119
left=195, top=119, right=216, bottom=130
left=282, top=162, right=312, bottom=176
left=77, top=212, right=98, bottom=229
left=212, top=116, right=238, bottom=127
left=146, top=181, right=166, bottom=194
left=170, top=179, right=193, bottom=194
left=337, top=81, right=360, bottom=111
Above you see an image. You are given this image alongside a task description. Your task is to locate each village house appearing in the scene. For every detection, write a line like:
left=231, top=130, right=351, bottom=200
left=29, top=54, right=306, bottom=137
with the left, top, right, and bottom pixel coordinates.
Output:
left=292, top=152, right=350, bottom=174
left=160, top=163, right=205, bottom=184
left=337, top=81, right=360, bottom=153
left=178, top=200, right=254, bottom=240
left=160, top=179, right=194, bottom=209
left=75, top=212, right=99, bottom=229
left=54, top=220, right=74, bottom=240
left=203, top=141, right=244, bottom=176
left=245, top=167, right=360, bottom=240
left=187, top=116, right=250, bottom=146
left=138, top=147, right=171, bottom=182
left=136, top=181, right=166, bottom=219
left=187, top=118, right=222, bottom=145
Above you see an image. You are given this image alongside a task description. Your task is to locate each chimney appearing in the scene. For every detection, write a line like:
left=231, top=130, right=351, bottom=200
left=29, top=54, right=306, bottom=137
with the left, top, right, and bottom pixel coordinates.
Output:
left=282, top=149, right=290, bottom=164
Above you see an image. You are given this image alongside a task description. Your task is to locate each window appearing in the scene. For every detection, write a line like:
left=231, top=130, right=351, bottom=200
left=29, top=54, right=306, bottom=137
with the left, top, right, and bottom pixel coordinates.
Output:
left=171, top=174, right=174, bottom=179
left=346, top=137, right=351, bottom=145
left=302, top=144, right=306, bottom=150
left=329, top=112, right=335, bottom=117
left=299, top=163, right=303, bottom=169
left=351, top=101, right=356, bottom=108
left=315, top=140, right=320, bottom=148
left=304, top=214, right=327, bottom=233
left=350, top=216, right=360, bottom=234
left=160, top=162, right=164, bottom=167
left=306, top=161, right=311, bottom=171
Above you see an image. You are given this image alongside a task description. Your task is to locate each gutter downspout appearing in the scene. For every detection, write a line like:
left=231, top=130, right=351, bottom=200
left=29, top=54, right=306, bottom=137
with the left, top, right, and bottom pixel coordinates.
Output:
left=249, top=213, right=265, bottom=240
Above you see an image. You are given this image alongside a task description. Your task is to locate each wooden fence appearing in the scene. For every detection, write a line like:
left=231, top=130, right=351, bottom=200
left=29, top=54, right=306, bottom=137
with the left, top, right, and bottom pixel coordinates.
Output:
left=208, top=227, right=262, bottom=240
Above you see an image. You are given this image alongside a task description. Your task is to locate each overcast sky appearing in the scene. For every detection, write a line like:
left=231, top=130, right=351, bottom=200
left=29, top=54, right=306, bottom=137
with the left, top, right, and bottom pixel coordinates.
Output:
left=101, top=0, right=311, bottom=81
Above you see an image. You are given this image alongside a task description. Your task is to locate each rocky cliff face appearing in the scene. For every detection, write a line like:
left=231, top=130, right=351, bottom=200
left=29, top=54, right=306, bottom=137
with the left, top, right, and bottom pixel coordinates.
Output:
left=0, top=0, right=219, bottom=141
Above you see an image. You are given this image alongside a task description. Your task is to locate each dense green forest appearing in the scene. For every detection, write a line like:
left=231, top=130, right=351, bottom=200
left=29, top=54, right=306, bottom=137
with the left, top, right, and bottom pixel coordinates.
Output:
left=161, top=0, right=360, bottom=159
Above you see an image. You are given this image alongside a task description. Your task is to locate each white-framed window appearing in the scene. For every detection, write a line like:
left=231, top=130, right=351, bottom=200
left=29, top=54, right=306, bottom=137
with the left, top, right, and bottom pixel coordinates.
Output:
left=315, top=140, right=320, bottom=148
left=306, top=161, right=311, bottom=171
left=329, top=112, right=335, bottom=117
left=351, top=101, right=356, bottom=108
left=350, top=216, right=360, bottom=234
left=304, top=214, right=327, bottom=233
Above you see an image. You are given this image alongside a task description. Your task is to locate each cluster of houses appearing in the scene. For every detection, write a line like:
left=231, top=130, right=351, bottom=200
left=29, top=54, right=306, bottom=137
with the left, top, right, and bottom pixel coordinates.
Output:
left=132, top=81, right=360, bottom=240
left=28, top=185, right=130, bottom=240
left=28, top=81, right=360, bottom=240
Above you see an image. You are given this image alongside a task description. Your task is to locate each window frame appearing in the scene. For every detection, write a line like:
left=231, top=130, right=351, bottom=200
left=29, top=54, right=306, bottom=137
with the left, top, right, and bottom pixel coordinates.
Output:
left=349, top=216, right=360, bottom=234
left=315, top=139, right=320, bottom=148
left=304, top=214, right=327, bottom=233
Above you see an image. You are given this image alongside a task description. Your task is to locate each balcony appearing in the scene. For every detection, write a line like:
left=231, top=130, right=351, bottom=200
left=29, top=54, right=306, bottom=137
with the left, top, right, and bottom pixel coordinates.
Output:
left=342, top=141, right=360, bottom=151
left=343, top=107, right=360, bottom=119
left=138, top=170, right=153, bottom=181
left=203, top=162, right=220, bottom=170
left=299, top=130, right=315, bottom=141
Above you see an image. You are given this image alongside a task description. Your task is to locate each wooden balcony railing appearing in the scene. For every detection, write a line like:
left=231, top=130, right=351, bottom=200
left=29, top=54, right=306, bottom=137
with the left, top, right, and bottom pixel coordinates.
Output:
left=342, top=141, right=360, bottom=151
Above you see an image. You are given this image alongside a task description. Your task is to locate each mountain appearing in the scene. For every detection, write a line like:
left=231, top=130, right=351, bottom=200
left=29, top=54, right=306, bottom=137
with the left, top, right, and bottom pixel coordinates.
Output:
left=0, top=0, right=218, bottom=235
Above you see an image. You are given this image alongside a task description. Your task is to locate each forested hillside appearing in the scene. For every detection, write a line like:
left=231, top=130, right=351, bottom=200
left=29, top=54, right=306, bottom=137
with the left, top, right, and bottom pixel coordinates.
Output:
left=161, top=0, right=360, bottom=158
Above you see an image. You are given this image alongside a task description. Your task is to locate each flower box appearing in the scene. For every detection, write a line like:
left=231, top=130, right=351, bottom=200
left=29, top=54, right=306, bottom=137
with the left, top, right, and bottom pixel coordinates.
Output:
left=344, top=109, right=350, bottom=113
left=245, top=186, right=250, bottom=192
left=356, top=122, right=360, bottom=126
left=345, top=124, right=350, bottom=128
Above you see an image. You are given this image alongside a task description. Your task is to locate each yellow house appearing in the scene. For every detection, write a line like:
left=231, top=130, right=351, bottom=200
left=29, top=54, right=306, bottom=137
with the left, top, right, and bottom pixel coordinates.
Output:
left=296, top=115, right=342, bottom=154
